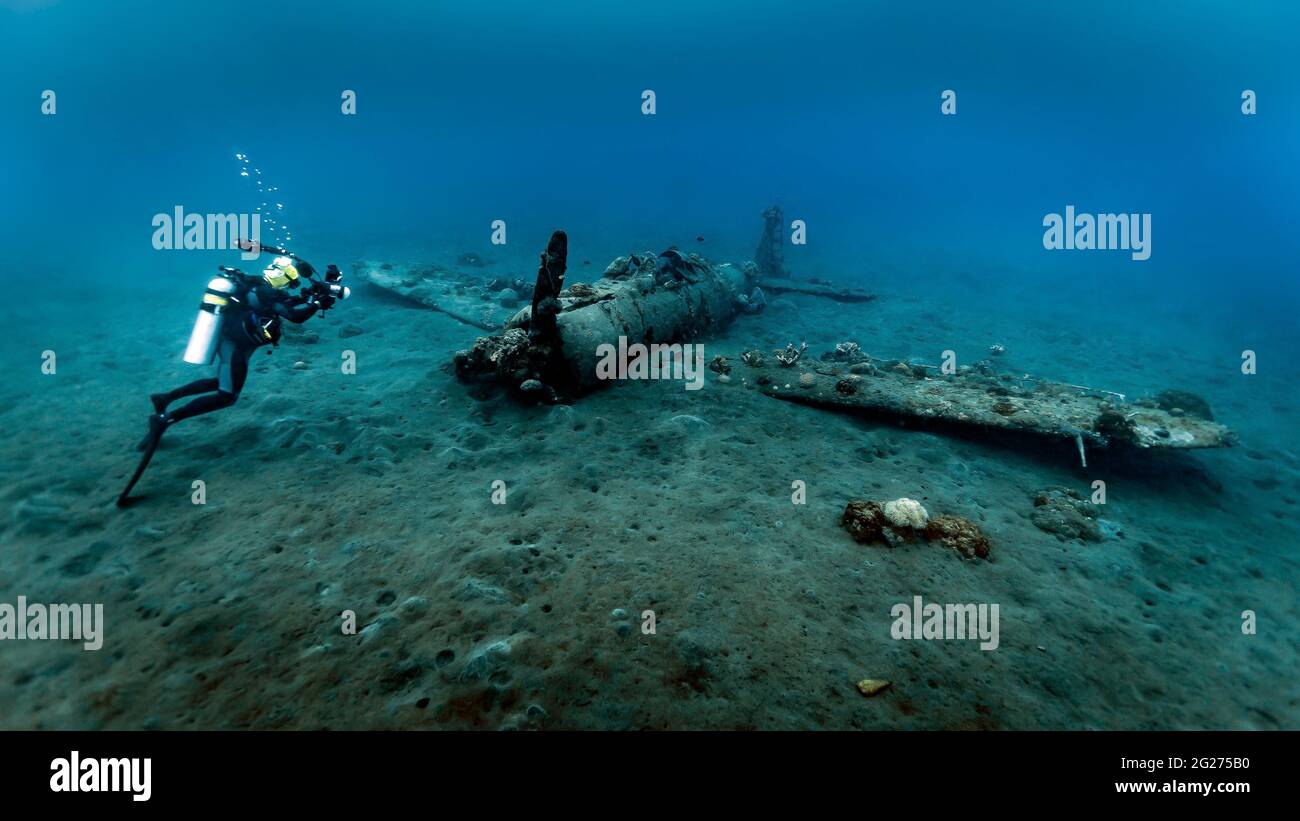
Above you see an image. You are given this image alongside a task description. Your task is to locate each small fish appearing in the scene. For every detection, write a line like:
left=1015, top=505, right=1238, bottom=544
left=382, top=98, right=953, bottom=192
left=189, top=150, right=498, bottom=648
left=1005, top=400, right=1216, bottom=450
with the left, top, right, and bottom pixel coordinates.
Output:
left=583, top=260, right=591, bottom=265
left=696, top=235, right=705, bottom=242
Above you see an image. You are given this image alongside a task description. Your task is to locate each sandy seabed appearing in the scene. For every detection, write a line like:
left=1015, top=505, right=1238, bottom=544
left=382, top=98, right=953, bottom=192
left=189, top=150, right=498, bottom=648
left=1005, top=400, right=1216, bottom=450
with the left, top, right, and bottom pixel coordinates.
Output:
left=1, top=259, right=1296, bottom=730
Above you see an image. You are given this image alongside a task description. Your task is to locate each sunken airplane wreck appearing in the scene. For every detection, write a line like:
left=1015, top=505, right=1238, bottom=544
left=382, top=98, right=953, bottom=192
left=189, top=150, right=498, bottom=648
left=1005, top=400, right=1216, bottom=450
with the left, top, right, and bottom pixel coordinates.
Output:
left=357, top=208, right=1233, bottom=462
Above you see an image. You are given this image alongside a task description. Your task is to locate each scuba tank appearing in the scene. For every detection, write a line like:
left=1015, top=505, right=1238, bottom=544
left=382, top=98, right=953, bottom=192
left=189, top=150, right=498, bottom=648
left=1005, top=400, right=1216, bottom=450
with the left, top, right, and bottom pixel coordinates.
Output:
left=183, top=275, right=240, bottom=364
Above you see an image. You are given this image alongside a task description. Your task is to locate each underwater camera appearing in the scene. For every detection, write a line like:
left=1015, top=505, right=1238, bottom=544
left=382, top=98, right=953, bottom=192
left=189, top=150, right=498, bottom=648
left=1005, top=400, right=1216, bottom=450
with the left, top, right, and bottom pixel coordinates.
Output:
left=303, top=263, right=351, bottom=313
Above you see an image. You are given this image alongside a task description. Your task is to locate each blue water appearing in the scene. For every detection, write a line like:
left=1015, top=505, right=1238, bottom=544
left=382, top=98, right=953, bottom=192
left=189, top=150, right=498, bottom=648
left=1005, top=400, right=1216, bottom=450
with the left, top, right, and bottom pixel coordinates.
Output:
left=4, top=0, right=1296, bottom=449
left=4, top=0, right=1297, bottom=298
left=2, top=1, right=1299, bottom=731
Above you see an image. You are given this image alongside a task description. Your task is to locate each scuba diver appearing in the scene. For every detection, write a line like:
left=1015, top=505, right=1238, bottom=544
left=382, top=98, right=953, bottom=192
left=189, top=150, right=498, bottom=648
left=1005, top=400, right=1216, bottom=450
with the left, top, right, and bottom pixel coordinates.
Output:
left=118, top=245, right=350, bottom=505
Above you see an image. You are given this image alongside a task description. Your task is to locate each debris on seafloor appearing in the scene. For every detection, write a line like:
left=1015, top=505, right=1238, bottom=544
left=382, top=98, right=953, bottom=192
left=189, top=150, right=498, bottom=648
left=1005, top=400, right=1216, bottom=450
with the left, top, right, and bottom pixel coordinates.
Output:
left=842, top=498, right=993, bottom=560
left=754, top=204, right=787, bottom=280
left=885, top=497, right=930, bottom=529
left=1031, top=487, right=1103, bottom=542
left=842, top=500, right=891, bottom=544
left=447, top=218, right=874, bottom=399
left=726, top=345, right=1235, bottom=453
left=775, top=341, right=808, bottom=367
left=354, top=260, right=518, bottom=330
left=856, top=678, right=892, bottom=697
left=756, top=277, right=875, bottom=304
left=841, top=497, right=927, bottom=546
left=452, top=231, right=765, bottom=398
left=361, top=207, right=873, bottom=397
left=359, top=208, right=1234, bottom=463
left=751, top=203, right=873, bottom=303
left=925, top=515, right=994, bottom=560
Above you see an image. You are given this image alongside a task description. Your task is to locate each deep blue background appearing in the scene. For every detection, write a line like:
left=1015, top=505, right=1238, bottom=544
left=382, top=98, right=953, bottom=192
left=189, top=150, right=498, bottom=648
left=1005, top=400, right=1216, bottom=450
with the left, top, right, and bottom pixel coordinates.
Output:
left=2, top=0, right=1297, bottom=329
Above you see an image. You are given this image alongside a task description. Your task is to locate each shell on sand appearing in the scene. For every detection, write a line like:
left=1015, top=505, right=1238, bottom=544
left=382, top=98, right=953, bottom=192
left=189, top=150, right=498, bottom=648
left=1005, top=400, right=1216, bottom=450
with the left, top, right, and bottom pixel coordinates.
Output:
left=857, top=679, right=892, bottom=697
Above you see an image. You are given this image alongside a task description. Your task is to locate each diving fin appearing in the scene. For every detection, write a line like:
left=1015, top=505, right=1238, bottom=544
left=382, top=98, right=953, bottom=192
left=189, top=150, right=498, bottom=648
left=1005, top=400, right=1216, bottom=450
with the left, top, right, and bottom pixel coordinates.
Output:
left=118, top=414, right=169, bottom=507
left=136, top=395, right=169, bottom=448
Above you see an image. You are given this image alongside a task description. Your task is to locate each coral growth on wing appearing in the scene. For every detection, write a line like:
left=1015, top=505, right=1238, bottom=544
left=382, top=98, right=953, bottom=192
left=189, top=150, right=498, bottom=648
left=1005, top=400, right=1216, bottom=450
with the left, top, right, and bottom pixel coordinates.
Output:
left=775, top=341, right=807, bottom=367
left=723, top=341, right=1234, bottom=451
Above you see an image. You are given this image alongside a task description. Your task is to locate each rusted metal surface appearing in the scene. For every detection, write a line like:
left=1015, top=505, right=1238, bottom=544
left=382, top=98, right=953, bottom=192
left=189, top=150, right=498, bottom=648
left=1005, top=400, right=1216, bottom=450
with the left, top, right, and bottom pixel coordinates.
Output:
left=715, top=351, right=1233, bottom=450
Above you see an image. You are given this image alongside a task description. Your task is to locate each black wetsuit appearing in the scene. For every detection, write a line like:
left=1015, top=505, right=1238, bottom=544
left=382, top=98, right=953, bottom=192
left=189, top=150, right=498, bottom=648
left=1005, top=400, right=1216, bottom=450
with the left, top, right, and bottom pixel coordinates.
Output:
left=155, top=278, right=319, bottom=424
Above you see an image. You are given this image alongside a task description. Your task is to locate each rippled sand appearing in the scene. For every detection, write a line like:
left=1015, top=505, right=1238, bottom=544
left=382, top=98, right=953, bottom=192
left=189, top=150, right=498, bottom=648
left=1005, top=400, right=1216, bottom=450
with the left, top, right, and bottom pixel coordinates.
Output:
left=1, top=263, right=1296, bottom=730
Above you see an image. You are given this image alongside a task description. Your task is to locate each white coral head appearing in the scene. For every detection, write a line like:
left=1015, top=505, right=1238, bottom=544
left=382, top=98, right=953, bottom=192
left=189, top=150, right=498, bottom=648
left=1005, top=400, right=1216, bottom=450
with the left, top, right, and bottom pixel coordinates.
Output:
left=883, top=497, right=929, bottom=529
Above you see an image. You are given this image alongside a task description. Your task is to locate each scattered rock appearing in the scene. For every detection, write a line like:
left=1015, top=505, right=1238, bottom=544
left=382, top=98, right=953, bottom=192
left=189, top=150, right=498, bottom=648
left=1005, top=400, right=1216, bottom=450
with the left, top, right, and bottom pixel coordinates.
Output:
left=1151, top=389, right=1214, bottom=421
left=842, top=498, right=925, bottom=547
left=339, top=324, right=365, bottom=338
left=844, top=499, right=992, bottom=559
left=924, top=515, right=992, bottom=560
left=841, top=500, right=887, bottom=544
left=821, top=340, right=868, bottom=364
left=798, top=372, right=816, bottom=389
left=856, top=678, right=891, bottom=697
left=1031, top=487, right=1102, bottom=542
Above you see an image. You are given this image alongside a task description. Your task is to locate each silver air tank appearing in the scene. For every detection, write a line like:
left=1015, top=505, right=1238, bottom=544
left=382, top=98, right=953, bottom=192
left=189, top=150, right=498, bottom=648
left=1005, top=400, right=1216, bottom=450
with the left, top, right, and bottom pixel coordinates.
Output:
left=183, top=276, right=239, bottom=364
